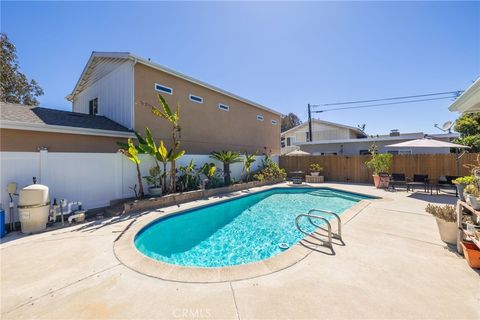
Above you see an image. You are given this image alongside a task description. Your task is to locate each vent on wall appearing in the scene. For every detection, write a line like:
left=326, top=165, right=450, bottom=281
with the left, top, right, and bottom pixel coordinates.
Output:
left=390, top=129, right=400, bottom=137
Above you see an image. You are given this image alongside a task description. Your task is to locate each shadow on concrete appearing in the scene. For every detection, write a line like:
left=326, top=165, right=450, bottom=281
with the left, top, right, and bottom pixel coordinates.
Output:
left=407, top=193, right=457, bottom=205
left=73, top=210, right=157, bottom=233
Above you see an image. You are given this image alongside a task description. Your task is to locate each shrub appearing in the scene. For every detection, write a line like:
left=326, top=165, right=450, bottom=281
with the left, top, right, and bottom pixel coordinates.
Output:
left=464, top=184, right=479, bottom=197
left=365, top=144, right=393, bottom=175
left=452, top=176, right=476, bottom=185
left=253, top=154, right=286, bottom=182
left=425, top=204, right=457, bottom=223
left=309, top=163, right=323, bottom=172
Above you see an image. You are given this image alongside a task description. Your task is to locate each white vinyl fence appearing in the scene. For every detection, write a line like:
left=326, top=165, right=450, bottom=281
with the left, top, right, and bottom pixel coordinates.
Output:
left=0, top=151, right=278, bottom=223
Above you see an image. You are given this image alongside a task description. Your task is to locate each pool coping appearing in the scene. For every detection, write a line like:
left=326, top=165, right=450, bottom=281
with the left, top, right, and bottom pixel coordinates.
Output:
left=113, top=183, right=376, bottom=283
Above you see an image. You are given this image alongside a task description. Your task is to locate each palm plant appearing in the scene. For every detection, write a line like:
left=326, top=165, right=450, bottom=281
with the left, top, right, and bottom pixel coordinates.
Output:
left=118, top=138, right=144, bottom=198
left=142, top=94, right=184, bottom=193
left=243, top=151, right=257, bottom=181
left=210, top=151, right=243, bottom=186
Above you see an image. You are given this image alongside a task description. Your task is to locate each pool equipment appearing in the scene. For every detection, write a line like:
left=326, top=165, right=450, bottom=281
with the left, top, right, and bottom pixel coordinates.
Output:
left=18, top=183, right=50, bottom=234
left=49, top=199, right=86, bottom=224
left=7, top=182, right=18, bottom=232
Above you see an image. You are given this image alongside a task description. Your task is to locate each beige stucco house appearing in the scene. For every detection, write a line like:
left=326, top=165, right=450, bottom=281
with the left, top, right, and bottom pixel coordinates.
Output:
left=281, top=119, right=458, bottom=155
left=281, top=119, right=367, bottom=154
left=66, top=52, right=281, bottom=155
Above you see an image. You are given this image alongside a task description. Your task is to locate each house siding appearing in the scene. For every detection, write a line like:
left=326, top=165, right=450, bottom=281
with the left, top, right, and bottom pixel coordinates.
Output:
left=133, top=63, right=280, bottom=154
left=72, top=60, right=134, bottom=129
left=0, top=129, right=127, bottom=153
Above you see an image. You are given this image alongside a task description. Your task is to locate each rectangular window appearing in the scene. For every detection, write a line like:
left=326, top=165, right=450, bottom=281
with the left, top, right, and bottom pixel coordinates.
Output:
left=359, top=149, right=370, bottom=155
left=89, top=98, right=98, bottom=115
left=286, top=136, right=296, bottom=146
left=399, top=150, right=412, bottom=155
left=387, top=150, right=399, bottom=155
left=305, top=132, right=310, bottom=141
left=256, top=115, right=264, bottom=121
left=189, top=94, right=203, bottom=104
left=218, top=103, right=229, bottom=111
left=154, top=83, right=173, bottom=95
left=271, top=120, right=277, bottom=125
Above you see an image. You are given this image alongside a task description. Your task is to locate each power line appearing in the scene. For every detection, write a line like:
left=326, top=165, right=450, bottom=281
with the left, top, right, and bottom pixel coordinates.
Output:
left=312, top=96, right=456, bottom=113
left=310, top=90, right=462, bottom=108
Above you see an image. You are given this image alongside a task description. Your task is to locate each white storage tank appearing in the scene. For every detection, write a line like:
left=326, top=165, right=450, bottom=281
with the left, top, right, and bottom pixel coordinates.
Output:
left=18, top=184, right=50, bottom=234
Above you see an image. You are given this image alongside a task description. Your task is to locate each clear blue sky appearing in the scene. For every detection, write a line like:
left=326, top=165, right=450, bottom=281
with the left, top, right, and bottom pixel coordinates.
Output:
left=2, top=1, right=479, bottom=135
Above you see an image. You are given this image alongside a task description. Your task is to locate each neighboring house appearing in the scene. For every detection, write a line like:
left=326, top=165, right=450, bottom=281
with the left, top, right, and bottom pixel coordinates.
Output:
left=449, top=78, right=480, bottom=113
left=0, top=102, right=133, bottom=152
left=297, top=130, right=459, bottom=155
left=280, top=119, right=367, bottom=154
left=66, top=52, right=281, bottom=154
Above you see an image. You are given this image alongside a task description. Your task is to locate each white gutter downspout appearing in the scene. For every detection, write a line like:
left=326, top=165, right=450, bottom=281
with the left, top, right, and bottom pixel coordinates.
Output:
left=131, top=57, right=137, bottom=131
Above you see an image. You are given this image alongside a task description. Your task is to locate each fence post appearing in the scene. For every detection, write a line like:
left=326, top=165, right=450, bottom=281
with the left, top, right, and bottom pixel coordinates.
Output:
left=114, top=152, right=123, bottom=200
left=39, top=148, right=48, bottom=186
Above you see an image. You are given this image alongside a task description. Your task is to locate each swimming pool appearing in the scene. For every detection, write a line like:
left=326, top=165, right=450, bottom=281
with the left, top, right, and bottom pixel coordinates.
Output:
left=134, top=187, right=370, bottom=268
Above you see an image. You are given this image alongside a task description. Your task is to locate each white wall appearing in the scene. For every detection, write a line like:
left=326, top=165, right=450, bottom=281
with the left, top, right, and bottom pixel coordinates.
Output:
left=0, top=151, right=276, bottom=223
left=72, top=60, right=134, bottom=129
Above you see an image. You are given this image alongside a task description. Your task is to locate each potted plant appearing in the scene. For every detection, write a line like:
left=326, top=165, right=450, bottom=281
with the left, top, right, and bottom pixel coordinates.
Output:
left=464, top=184, right=480, bottom=210
left=309, top=163, right=323, bottom=176
left=365, top=144, right=393, bottom=188
left=425, top=204, right=457, bottom=244
left=143, top=166, right=162, bottom=196
left=452, top=176, right=476, bottom=201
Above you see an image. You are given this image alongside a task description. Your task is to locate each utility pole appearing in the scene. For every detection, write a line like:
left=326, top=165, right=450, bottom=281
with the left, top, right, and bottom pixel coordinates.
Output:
left=307, top=103, right=312, bottom=142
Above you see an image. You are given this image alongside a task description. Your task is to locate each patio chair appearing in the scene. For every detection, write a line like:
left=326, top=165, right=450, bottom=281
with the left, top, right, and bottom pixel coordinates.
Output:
left=388, top=173, right=407, bottom=191
left=407, top=174, right=429, bottom=193
left=288, top=171, right=305, bottom=185
left=434, top=175, right=458, bottom=196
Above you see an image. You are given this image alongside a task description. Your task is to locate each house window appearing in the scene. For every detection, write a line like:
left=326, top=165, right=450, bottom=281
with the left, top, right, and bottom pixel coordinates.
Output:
left=271, top=120, right=277, bottom=125
left=189, top=94, right=203, bottom=104
left=387, top=150, right=399, bottom=155
left=256, top=115, right=264, bottom=121
left=399, top=150, right=412, bottom=155
left=286, top=136, right=296, bottom=146
left=154, top=83, right=173, bottom=95
left=89, top=98, right=98, bottom=115
left=218, top=103, right=229, bottom=111
left=359, top=149, right=370, bottom=155
left=306, top=132, right=310, bottom=141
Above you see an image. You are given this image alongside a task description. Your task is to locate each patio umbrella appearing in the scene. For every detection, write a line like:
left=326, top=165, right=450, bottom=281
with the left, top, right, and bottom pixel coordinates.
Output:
left=385, top=138, right=470, bottom=149
left=285, top=150, right=311, bottom=156
left=386, top=138, right=470, bottom=175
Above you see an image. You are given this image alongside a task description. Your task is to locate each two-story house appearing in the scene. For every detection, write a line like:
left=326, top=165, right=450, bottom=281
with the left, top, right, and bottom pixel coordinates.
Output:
left=66, top=52, right=281, bottom=154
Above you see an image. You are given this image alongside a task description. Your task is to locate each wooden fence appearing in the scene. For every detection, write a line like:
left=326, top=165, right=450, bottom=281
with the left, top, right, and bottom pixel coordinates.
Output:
left=279, top=153, right=479, bottom=183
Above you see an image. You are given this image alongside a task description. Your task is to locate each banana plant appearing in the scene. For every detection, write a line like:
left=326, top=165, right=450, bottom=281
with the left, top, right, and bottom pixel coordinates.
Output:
left=157, top=140, right=169, bottom=193
left=142, top=94, right=182, bottom=193
left=178, top=159, right=195, bottom=192
left=244, top=151, right=257, bottom=182
left=136, top=128, right=162, bottom=189
left=118, top=138, right=144, bottom=198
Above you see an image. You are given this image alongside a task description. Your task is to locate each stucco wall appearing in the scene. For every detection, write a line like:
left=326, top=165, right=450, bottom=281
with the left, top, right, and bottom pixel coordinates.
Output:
left=134, top=63, right=280, bottom=155
left=0, top=129, right=128, bottom=153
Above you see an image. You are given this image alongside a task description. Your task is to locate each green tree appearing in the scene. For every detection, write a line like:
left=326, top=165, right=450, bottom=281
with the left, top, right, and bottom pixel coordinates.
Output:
left=0, top=33, right=43, bottom=106
left=453, top=112, right=480, bottom=152
left=281, top=113, right=302, bottom=132
left=210, top=151, right=243, bottom=186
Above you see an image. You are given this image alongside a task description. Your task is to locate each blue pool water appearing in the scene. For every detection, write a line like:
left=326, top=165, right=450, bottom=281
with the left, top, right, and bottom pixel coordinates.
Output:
left=135, top=188, right=370, bottom=267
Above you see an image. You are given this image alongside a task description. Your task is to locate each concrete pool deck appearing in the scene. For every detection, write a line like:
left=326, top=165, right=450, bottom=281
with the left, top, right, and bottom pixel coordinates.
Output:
left=1, top=183, right=479, bottom=319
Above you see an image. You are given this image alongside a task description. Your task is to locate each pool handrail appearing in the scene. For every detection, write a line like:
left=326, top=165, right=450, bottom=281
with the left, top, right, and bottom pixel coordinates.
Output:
left=307, top=209, right=342, bottom=241
left=295, top=214, right=332, bottom=248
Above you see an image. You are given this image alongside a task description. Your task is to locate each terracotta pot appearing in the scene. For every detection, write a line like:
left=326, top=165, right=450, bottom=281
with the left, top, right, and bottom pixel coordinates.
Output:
left=435, top=218, right=457, bottom=244
left=460, top=241, right=480, bottom=269
left=372, top=175, right=389, bottom=188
